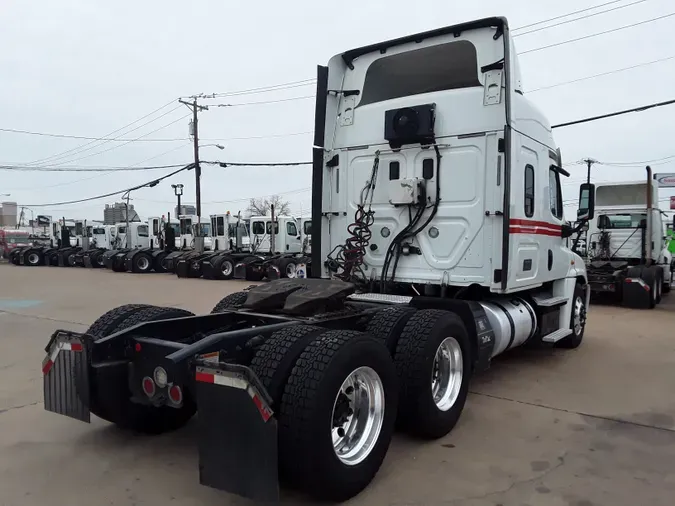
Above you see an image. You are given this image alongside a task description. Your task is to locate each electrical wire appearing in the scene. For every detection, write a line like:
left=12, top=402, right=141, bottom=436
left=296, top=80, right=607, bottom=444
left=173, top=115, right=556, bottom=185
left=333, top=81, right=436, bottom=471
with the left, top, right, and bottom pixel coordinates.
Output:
left=552, top=98, right=675, bottom=129
left=214, top=161, right=312, bottom=167
left=520, top=12, right=675, bottom=55
left=43, top=113, right=191, bottom=167
left=512, top=0, right=626, bottom=31
left=0, top=127, right=188, bottom=142
left=513, top=0, right=649, bottom=37
left=213, top=95, right=316, bottom=107
left=0, top=163, right=187, bottom=172
left=528, top=54, right=675, bottom=93
left=201, top=130, right=313, bottom=142
left=24, top=100, right=179, bottom=166
left=196, top=78, right=317, bottom=98
left=597, top=154, right=675, bottom=166
left=18, top=163, right=194, bottom=207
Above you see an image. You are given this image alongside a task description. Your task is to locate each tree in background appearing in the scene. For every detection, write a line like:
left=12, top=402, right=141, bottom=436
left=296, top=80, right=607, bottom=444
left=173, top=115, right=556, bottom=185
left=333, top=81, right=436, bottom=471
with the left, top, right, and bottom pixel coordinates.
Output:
left=246, top=195, right=291, bottom=216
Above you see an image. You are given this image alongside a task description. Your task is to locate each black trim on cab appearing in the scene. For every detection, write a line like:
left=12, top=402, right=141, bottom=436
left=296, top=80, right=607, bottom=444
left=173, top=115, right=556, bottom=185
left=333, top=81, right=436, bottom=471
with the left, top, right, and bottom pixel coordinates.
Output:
left=500, top=21, right=513, bottom=291
left=311, top=65, right=329, bottom=278
left=341, top=17, right=507, bottom=69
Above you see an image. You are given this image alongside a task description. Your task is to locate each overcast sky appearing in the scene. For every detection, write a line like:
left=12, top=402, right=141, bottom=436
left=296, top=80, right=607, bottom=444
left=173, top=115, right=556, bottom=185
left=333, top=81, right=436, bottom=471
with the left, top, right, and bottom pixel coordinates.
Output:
left=1, top=0, right=674, bottom=223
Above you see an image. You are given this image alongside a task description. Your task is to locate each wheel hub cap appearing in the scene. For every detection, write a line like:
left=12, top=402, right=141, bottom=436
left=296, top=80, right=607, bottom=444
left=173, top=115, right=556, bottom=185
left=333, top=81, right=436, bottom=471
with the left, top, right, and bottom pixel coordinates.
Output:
left=138, top=257, right=150, bottom=270
left=222, top=261, right=232, bottom=276
left=331, top=366, right=385, bottom=466
left=431, top=337, right=463, bottom=412
left=286, top=263, right=297, bottom=278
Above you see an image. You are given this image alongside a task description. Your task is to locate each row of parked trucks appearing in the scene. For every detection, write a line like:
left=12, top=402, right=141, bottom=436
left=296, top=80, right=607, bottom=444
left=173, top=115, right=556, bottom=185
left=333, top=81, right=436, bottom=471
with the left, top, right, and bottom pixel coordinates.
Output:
left=7, top=212, right=313, bottom=281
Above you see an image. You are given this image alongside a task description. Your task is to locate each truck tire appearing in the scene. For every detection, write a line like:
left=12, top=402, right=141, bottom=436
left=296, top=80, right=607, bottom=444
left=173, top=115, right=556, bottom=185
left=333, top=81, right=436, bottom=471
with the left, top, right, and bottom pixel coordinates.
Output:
left=278, top=257, right=297, bottom=278
left=88, top=306, right=197, bottom=433
left=249, top=325, right=324, bottom=406
left=210, top=291, right=249, bottom=313
left=394, top=309, right=471, bottom=439
left=556, top=282, right=587, bottom=349
left=366, top=306, right=417, bottom=355
left=217, top=255, right=235, bottom=280
left=26, top=249, right=43, bottom=266
left=132, top=252, right=153, bottom=273
left=86, top=304, right=156, bottom=337
left=67, top=251, right=78, bottom=267
left=278, top=329, right=397, bottom=501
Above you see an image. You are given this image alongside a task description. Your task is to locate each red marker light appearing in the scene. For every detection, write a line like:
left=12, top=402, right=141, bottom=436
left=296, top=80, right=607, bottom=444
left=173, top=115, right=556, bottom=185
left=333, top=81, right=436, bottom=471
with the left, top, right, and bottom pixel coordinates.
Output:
left=142, top=377, right=155, bottom=397
left=169, top=385, right=183, bottom=404
left=135, top=343, right=142, bottom=352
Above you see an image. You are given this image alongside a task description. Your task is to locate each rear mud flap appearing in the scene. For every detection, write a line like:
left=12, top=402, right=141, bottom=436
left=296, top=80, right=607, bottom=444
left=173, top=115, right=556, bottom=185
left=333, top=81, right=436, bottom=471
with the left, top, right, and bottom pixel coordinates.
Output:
left=194, top=361, right=278, bottom=503
left=43, top=331, right=91, bottom=423
left=234, top=262, right=247, bottom=279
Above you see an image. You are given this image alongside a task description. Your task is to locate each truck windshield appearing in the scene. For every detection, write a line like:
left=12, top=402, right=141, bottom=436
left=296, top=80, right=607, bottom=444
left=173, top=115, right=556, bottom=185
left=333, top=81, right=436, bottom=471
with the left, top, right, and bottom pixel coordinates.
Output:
left=92, top=228, right=105, bottom=235
left=195, top=223, right=211, bottom=236
left=359, top=40, right=481, bottom=106
left=599, top=213, right=646, bottom=229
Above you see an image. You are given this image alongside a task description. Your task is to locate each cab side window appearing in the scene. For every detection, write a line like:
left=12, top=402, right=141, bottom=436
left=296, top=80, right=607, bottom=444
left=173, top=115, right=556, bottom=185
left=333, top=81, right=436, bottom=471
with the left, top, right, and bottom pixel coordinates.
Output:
left=524, top=165, right=535, bottom=217
left=549, top=168, right=563, bottom=219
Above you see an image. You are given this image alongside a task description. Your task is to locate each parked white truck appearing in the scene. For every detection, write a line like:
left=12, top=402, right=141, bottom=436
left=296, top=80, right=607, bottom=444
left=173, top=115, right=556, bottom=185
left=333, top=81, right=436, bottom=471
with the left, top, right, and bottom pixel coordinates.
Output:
left=583, top=168, right=672, bottom=308
left=41, top=17, right=592, bottom=504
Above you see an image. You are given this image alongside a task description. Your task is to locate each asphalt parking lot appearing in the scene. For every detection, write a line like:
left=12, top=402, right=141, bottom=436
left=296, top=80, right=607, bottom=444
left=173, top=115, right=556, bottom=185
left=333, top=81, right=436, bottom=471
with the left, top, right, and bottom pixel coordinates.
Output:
left=1, top=263, right=674, bottom=506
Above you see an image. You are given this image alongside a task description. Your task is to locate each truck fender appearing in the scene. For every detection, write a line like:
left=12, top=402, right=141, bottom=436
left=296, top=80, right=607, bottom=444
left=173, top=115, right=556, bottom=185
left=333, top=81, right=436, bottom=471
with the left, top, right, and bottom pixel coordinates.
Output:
left=551, top=277, right=587, bottom=332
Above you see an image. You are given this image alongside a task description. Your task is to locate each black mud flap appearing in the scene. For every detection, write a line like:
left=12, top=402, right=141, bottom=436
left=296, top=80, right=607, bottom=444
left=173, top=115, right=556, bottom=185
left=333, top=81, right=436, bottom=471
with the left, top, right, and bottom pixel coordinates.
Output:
left=234, top=262, right=247, bottom=279
left=194, top=360, right=279, bottom=503
left=43, top=331, right=91, bottom=423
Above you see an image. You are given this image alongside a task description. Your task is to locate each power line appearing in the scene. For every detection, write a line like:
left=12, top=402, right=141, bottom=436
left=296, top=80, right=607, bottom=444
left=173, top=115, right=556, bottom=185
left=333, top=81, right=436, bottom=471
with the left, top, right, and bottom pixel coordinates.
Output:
left=0, top=163, right=187, bottom=172
left=197, top=78, right=317, bottom=99
left=19, top=164, right=194, bottom=207
left=514, top=0, right=649, bottom=37
left=598, top=155, right=675, bottom=166
left=44, top=113, right=191, bottom=167
left=24, top=100, right=178, bottom=166
left=201, top=130, right=313, bottom=142
left=520, top=12, right=675, bottom=55
left=213, top=95, right=316, bottom=107
left=528, top=54, right=675, bottom=93
left=0, top=127, right=188, bottom=142
left=512, top=0, right=626, bottom=31
left=552, top=98, right=675, bottom=129
left=213, top=161, right=312, bottom=167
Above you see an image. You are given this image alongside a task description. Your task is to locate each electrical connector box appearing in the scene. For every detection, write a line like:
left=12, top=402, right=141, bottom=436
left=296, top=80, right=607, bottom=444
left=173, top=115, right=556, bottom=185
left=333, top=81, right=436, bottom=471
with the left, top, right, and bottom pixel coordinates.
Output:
left=388, top=178, right=421, bottom=205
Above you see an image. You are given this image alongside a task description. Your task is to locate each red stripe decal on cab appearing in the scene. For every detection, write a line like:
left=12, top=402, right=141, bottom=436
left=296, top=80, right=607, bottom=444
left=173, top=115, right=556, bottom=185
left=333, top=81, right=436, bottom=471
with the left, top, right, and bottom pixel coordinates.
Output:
left=509, top=219, right=562, bottom=230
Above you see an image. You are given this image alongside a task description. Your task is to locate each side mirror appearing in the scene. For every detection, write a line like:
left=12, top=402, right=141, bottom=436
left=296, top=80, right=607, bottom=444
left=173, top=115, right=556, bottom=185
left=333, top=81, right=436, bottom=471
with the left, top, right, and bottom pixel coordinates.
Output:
left=577, top=183, right=595, bottom=220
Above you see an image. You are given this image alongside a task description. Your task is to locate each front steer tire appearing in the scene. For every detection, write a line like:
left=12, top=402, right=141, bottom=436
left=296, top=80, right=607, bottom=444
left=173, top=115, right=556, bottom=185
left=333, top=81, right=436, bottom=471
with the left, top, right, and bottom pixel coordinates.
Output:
left=279, top=329, right=397, bottom=501
left=394, top=309, right=472, bottom=439
left=556, top=282, right=587, bottom=349
left=86, top=305, right=196, bottom=434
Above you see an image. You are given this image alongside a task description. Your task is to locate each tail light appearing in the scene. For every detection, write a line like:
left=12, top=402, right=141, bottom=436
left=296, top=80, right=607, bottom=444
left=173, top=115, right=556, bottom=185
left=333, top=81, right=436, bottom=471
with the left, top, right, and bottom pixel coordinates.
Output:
left=142, top=377, right=155, bottom=397
left=168, top=385, right=183, bottom=405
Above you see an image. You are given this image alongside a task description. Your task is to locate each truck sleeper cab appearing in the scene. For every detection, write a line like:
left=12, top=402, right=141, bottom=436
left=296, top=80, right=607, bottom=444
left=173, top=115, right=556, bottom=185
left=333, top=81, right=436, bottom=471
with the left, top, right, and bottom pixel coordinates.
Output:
left=41, top=17, right=590, bottom=504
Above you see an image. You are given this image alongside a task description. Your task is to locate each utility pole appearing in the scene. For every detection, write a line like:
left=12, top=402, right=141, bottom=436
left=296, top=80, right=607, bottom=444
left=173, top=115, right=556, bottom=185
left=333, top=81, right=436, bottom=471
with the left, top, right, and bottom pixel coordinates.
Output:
left=179, top=97, right=209, bottom=252
left=583, top=158, right=597, bottom=184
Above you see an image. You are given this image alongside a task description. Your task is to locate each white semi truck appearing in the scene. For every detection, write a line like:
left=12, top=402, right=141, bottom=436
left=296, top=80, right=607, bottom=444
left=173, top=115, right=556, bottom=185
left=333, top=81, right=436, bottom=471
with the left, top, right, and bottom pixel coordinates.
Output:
left=583, top=169, right=672, bottom=308
left=42, top=17, right=591, bottom=504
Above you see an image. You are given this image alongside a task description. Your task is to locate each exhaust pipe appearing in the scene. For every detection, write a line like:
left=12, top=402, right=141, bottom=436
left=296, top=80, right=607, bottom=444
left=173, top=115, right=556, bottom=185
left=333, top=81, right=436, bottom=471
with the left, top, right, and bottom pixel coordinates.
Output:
left=646, top=165, right=653, bottom=266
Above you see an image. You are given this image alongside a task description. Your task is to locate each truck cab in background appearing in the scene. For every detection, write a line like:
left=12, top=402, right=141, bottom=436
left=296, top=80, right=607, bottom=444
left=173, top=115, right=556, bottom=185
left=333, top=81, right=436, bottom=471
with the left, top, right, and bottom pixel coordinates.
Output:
left=300, top=218, right=312, bottom=254
left=585, top=174, right=672, bottom=307
left=250, top=215, right=302, bottom=254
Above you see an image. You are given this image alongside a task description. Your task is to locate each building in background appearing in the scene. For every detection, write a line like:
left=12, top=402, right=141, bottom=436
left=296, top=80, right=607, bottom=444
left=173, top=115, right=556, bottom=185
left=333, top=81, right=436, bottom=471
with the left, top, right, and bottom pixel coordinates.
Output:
left=103, top=202, right=140, bottom=225
left=176, top=204, right=196, bottom=216
left=0, top=201, right=17, bottom=227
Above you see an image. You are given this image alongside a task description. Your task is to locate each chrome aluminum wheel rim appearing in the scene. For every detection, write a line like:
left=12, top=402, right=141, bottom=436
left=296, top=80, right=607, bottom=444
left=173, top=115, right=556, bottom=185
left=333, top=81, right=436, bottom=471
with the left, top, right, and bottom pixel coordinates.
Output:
left=222, top=260, right=233, bottom=276
left=431, top=337, right=463, bottom=411
left=285, top=262, right=297, bottom=278
left=573, top=296, right=586, bottom=335
left=331, top=366, right=385, bottom=466
left=137, top=257, right=150, bottom=270
left=28, top=253, right=40, bottom=265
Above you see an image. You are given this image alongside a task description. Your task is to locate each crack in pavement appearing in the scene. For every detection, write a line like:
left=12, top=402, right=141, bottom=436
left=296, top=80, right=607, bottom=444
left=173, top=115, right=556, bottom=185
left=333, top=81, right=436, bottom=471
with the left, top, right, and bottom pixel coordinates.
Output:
left=0, top=401, right=41, bottom=415
left=444, top=452, right=568, bottom=504
left=471, top=391, right=675, bottom=434
left=0, top=309, right=87, bottom=327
